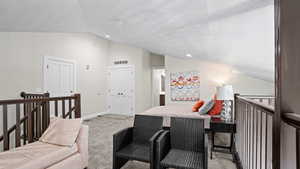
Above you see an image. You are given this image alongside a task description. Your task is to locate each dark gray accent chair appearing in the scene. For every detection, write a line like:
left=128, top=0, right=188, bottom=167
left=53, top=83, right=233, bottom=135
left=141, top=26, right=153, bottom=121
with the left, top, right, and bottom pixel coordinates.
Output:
left=113, top=115, right=164, bottom=169
left=155, top=117, right=208, bottom=169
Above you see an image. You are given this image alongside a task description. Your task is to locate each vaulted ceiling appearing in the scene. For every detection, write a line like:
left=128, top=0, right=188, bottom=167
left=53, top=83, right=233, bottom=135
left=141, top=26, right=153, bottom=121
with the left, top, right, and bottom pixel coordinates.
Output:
left=0, top=0, right=274, bottom=81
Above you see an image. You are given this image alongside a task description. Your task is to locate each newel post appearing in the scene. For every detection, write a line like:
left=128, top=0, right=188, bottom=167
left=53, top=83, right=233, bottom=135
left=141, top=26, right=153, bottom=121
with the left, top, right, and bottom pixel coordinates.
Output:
left=74, top=94, right=81, bottom=118
left=44, top=93, right=50, bottom=128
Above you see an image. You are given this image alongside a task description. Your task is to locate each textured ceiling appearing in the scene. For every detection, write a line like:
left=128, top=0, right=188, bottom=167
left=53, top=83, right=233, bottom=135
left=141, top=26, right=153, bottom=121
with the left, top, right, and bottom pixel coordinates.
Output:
left=0, top=0, right=274, bottom=81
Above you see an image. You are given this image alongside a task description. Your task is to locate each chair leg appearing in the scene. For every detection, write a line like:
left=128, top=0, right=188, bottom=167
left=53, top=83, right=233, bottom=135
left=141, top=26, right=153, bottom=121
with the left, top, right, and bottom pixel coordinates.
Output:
left=113, top=156, right=128, bottom=169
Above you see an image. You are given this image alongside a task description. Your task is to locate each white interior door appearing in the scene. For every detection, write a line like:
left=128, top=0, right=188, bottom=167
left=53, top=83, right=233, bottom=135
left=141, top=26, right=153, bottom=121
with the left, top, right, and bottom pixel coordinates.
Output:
left=107, top=66, right=135, bottom=115
left=44, top=57, right=76, bottom=97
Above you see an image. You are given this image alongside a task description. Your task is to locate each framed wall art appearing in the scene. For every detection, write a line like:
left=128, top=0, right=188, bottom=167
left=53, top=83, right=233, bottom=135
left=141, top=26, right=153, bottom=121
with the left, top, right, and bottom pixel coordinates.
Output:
left=170, top=71, right=200, bottom=101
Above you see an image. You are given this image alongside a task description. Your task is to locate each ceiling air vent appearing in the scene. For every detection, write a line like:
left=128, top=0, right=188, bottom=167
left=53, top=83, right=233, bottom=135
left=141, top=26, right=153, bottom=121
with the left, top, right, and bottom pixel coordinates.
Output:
left=114, top=60, right=128, bottom=65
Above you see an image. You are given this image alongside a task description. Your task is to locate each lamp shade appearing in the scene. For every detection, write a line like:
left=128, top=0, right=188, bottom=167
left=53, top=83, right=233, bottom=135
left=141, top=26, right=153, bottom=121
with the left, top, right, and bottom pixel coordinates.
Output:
left=216, top=85, right=234, bottom=100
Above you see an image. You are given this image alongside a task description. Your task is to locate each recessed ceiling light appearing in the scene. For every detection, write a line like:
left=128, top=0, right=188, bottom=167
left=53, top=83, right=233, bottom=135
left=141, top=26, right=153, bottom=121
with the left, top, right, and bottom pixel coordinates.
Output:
left=186, top=53, right=192, bottom=58
left=105, top=34, right=110, bottom=38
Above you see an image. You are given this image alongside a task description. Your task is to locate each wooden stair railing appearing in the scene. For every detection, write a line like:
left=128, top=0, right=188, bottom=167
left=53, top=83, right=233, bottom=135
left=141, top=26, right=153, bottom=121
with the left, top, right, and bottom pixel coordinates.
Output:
left=234, top=94, right=275, bottom=169
left=20, top=92, right=50, bottom=143
left=0, top=93, right=81, bottom=151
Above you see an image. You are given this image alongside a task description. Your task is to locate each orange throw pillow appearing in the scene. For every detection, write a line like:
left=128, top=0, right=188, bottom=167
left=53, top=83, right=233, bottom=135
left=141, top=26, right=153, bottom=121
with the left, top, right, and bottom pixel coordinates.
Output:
left=192, top=100, right=205, bottom=112
left=208, top=100, right=223, bottom=115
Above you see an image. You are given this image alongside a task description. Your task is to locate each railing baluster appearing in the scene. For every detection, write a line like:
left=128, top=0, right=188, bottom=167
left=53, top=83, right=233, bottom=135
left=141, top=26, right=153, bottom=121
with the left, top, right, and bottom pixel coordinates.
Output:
left=247, top=103, right=250, bottom=169
left=27, top=105, right=34, bottom=143
left=260, top=110, right=263, bottom=169
left=55, top=100, right=58, bottom=117
left=36, top=102, right=41, bottom=138
left=23, top=102, right=27, bottom=145
left=255, top=107, right=259, bottom=169
left=69, top=99, right=72, bottom=119
left=45, top=93, right=50, bottom=127
left=3, top=105, right=9, bottom=151
left=243, top=102, right=245, bottom=166
left=47, top=99, right=50, bottom=127
left=15, top=104, right=21, bottom=147
left=251, top=106, right=254, bottom=169
left=265, top=115, right=268, bottom=169
left=243, top=102, right=246, bottom=167
left=62, top=100, right=65, bottom=118
left=41, top=102, right=46, bottom=132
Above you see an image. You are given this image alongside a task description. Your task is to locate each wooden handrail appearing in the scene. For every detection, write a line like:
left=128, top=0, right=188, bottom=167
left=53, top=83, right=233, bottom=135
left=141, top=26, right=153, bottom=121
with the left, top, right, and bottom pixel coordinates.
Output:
left=238, top=95, right=275, bottom=98
left=282, top=113, right=300, bottom=129
left=0, top=96, right=76, bottom=105
left=20, top=92, right=49, bottom=98
left=236, top=96, right=275, bottom=113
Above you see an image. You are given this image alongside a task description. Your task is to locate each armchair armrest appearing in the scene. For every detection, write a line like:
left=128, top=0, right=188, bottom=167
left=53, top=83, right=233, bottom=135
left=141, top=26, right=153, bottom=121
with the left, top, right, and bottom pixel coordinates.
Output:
left=149, top=129, right=165, bottom=169
left=76, top=125, right=89, bottom=168
left=113, top=127, right=133, bottom=153
left=155, top=131, right=171, bottom=169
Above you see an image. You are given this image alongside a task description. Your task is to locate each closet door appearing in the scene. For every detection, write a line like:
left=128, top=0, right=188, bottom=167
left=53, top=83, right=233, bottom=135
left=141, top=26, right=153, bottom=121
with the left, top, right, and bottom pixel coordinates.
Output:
left=107, top=65, right=135, bottom=115
left=44, top=56, right=76, bottom=97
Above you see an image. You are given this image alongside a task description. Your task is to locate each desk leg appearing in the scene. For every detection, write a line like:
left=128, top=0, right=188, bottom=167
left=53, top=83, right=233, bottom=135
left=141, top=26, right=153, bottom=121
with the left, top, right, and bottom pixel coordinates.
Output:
left=230, top=133, right=235, bottom=161
left=230, top=133, right=234, bottom=153
left=211, top=132, right=215, bottom=159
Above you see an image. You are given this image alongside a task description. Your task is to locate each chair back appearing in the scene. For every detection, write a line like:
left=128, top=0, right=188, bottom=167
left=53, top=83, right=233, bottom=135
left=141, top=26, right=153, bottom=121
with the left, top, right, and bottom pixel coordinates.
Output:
left=170, top=117, right=205, bottom=152
left=133, top=115, right=163, bottom=145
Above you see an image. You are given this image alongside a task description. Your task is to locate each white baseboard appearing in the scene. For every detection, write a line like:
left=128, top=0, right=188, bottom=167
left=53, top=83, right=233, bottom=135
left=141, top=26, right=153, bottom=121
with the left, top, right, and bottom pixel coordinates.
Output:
left=82, top=112, right=107, bottom=121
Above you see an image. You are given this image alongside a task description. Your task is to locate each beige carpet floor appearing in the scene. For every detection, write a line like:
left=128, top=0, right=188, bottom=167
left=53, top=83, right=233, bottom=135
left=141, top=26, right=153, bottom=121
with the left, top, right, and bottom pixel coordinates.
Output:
left=84, top=115, right=236, bottom=169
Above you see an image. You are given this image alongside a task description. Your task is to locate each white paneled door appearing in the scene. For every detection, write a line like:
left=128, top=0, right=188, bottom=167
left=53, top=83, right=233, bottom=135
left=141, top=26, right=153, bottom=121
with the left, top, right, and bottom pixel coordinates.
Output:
left=44, top=57, right=76, bottom=97
left=107, top=65, right=135, bottom=115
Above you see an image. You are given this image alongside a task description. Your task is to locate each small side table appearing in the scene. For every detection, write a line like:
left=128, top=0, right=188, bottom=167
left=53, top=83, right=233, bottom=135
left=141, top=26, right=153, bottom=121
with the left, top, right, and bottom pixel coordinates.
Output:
left=210, top=117, right=236, bottom=160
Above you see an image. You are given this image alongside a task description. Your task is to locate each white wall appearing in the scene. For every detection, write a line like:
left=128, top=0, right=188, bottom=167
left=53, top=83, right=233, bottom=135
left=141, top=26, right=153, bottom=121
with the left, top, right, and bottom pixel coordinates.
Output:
left=165, top=55, right=274, bottom=104
left=0, top=32, right=155, bottom=119
left=107, top=41, right=152, bottom=114
left=150, top=53, right=165, bottom=67
left=0, top=32, right=108, bottom=117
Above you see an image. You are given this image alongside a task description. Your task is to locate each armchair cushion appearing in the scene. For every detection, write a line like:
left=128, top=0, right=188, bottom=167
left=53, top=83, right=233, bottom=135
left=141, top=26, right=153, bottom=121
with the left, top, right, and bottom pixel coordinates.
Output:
left=113, top=115, right=163, bottom=169
left=160, top=149, right=205, bottom=169
left=116, top=143, right=150, bottom=162
left=116, top=129, right=164, bottom=163
left=156, top=118, right=207, bottom=169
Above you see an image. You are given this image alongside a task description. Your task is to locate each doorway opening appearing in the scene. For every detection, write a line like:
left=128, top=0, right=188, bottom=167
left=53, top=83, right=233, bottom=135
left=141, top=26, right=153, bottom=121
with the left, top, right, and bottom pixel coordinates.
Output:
left=152, top=68, right=165, bottom=107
